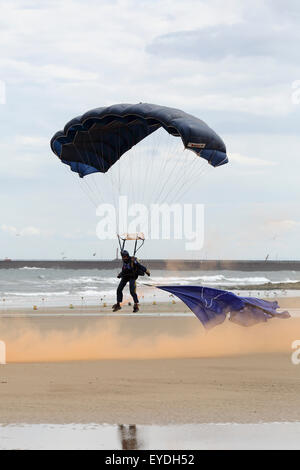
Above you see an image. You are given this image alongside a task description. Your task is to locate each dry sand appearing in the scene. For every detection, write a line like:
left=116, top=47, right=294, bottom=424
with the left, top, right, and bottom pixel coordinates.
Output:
left=0, top=298, right=300, bottom=424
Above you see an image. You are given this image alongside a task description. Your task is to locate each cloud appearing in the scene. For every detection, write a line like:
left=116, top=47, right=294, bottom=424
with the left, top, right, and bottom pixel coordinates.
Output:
left=1, top=224, right=18, bottom=236
left=229, top=153, right=278, bottom=167
left=15, top=135, right=49, bottom=146
left=1, top=224, right=41, bottom=236
left=20, top=226, right=41, bottom=236
left=0, top=59, right=98, bottom=84
left=146, top=11, right=300, bottom=63
left=264, top=219, right=300, bottom=234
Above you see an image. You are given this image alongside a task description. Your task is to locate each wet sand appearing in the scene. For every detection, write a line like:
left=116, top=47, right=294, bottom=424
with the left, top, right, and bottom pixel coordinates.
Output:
left=0, top=298, right=300, bottom=425
left=0, top=354, right=300, bottom=424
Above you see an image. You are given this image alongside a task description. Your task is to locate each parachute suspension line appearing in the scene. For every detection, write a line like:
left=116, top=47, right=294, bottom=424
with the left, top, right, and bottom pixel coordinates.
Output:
left=72, top=142, right=103, bottom=207
left=167, top=153, right=209, bottom=204
left=145, top=133, right=183, bottom=238
left=172, top=147, right=197, bottom=203
left=152, top=136, right=186, bottom=206
left=146, top=130, right=164, bottom=205
left=169, top=158, right=208, bottom=204
left=80, top=141, right=103, bottom=204
left=161, top=154, right=205, bottom=205
left=70, top=171, right=98, bottom=208
left=100, top=134, right=119, bottom=230
left=150, top=130, right=173, bottom=206
left=173, top=163, right=213, bottom=205
left=142, top=127, right=159, bottom=207
left=86, top=129, right=106, bottom=204
left=150, top=133, right=176, bottom=206
left=157, top=135, right=189, bottom=205
left=167, top=146, right=205, bottom=201
left=138, top=127, right=149, bottom=205
left=137, top=130, right=150, bottom=206
left=156, top=141, right=189, bottom=205
left=128, top=124, right=137, bottom=209
left=135, top=129, right=161, bottom=238
left=79, top=140, right=100, bottom=199
left=112, top=123, right=136, bottom=234
left=140, top=131, right=159, bottom=234
left=118, top=126, right=121, bottom=200
left=154, top=129, right=174, bottom=204
left=136, top=128, right=151, bottom=234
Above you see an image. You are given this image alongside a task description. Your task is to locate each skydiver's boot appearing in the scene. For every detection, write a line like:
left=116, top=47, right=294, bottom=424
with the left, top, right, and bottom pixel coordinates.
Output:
left=112, top=303, right=121, bottom=312
left=133, top=303, right=139, bottom=313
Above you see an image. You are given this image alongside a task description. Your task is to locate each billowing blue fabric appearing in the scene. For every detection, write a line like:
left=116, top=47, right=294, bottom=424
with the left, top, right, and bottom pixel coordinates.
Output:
left=51, top=103, right=228, bottom=177
left=158, top=285, right=290, bottom=329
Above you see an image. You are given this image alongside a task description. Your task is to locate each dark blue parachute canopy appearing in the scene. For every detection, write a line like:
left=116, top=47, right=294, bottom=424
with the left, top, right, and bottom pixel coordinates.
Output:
left=50, top=103, right=228, bottom=178
left=158, top=285, right=290, bottom=329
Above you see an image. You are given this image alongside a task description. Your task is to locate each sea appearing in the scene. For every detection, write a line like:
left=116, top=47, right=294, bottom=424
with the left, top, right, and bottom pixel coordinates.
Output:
left=0, top=266, right=299, bottom=310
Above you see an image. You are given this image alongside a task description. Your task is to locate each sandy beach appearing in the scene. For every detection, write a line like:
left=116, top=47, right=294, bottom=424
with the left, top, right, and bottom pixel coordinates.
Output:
left=0, top=298, right=300, bottom=425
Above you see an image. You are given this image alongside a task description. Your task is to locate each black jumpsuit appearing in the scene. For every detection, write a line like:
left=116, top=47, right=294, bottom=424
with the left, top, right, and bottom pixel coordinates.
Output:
left=116, top=258, right=147, bottom=304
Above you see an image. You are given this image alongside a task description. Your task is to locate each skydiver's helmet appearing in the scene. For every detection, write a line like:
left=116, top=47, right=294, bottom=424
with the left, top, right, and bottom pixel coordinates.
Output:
left=121, top=250, right=130, bottom=260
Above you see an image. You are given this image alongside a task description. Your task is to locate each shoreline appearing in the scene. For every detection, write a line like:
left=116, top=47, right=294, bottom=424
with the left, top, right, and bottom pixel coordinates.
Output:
left=0, top=296, right=298, bottom=313
left=2, top=259, right=300, bottom=271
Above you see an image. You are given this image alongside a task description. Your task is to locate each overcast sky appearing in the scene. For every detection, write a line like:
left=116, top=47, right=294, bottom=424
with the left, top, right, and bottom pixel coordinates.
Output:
left=0, top=0, right=299, bottom=260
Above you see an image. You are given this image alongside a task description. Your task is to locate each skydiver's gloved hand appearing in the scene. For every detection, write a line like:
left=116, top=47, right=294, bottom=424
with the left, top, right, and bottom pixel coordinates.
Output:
left=146, top=269, right=151, bottom=277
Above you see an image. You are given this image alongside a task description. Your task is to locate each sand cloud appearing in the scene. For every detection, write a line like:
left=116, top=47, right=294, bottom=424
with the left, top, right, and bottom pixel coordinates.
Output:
left=1, top=317, right=297, bottom=363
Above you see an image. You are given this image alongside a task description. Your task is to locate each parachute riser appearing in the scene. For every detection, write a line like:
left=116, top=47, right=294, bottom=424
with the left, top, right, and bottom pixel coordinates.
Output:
left=117, top=233, right=145, bottom=257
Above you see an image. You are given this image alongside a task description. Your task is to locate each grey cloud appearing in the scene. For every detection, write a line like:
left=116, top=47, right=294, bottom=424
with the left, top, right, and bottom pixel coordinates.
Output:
left=146, top=22, right=299, bottom=63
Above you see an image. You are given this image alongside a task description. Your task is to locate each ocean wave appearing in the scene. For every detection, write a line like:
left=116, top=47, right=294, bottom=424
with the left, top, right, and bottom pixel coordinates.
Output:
left=48, top=276, right=119, bottom=286
left=227, top=281, right=300, bottom=290
left=77, top=289, right=116, bottom=297
left=1, top=291, right=70, bottom=297
left=150, top=275, right=272, bottom=286
left=18, top=267, right=46, bottom=270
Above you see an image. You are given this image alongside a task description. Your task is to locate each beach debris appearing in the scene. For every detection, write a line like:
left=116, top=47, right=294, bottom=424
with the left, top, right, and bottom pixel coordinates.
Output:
left=69, top=304, right=74, bottom=309
left=33, top=305, right=38, bottom=311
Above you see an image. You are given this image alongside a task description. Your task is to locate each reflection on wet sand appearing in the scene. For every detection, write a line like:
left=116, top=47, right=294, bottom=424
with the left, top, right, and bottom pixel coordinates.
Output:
left=118, top=425, right=141, bottom=450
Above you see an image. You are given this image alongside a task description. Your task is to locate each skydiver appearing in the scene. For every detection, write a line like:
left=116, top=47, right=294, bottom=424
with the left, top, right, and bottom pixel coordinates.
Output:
left=112, top=250, right=150, bottom=313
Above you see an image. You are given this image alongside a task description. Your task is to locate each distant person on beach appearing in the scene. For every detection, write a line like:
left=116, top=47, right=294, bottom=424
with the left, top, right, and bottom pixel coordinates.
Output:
left=112, top=250, right=150, bottom=313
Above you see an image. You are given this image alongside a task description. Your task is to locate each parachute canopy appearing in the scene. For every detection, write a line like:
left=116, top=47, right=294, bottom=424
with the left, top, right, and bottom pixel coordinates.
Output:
left=50, top=103, right=228, bottom=178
